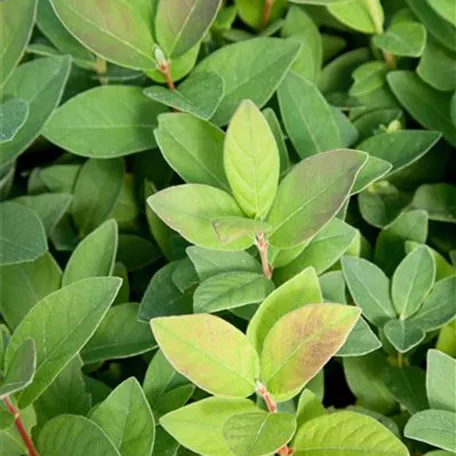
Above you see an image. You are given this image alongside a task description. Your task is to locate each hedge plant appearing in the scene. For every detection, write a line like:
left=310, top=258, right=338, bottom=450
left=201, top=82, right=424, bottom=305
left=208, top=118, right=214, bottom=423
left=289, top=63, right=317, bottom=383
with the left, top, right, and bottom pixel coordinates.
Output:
left=0, top=0, right=455, bottom=455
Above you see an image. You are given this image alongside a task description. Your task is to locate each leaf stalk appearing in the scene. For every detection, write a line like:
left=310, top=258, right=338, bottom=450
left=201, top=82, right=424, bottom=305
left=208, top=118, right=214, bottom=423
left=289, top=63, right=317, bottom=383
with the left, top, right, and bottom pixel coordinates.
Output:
left=255, top=232, right=273, bottom=279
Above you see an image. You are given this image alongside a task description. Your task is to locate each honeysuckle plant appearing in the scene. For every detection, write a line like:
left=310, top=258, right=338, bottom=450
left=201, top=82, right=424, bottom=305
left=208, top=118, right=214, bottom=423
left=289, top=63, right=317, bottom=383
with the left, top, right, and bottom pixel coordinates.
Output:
left=1, top=0, right=455, bottom=455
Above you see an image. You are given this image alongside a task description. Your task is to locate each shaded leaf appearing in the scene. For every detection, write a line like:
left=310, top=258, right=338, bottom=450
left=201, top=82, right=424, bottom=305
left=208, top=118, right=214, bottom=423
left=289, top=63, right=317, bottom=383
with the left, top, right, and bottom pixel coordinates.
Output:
left=383, top=319, right=426, bottom=353
left=412, top=184, right=456, bottom=223
left=0, top=99, right=29, bottom=143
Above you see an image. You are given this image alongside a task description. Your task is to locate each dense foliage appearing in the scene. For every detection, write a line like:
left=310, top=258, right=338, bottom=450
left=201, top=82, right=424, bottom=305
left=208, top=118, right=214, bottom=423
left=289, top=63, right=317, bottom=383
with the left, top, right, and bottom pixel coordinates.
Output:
left=0, top=0, right=455, bottom=455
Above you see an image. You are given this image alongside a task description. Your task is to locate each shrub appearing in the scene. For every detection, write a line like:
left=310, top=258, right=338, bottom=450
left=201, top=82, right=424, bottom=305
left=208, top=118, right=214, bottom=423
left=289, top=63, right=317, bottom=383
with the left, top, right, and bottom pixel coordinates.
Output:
left=0, top=0, right=455, bottom=455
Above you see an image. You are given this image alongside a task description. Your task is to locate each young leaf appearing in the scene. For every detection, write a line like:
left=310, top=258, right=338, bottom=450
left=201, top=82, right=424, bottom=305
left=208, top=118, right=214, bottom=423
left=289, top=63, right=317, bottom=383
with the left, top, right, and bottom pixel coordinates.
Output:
left=0, top=202, right=48, bottom=266
left=236, top=0, right=287, bottom=30
left=187, top=246, right=261, bottom=281
left=91, top=378, right=155, bottom=456
left=4, top=277, right=121, bottom=407
left=342, top=256, right=396, bottom=326
left=0, top=253, right=61, bottom=330
left=383, top=319, right=426, bottom=353
left=337, top=317, right=382, bottom=357
left=148, top=184, right=253, bottom=251
left=223, top=411, right=296, bottom=456
left=0, top=339, right=36, bottom=398
left=0, top=99, right=29, bottom=143
left=268, top=149, right=367, bottom=248
left=427, top=349, right=456, bottom=413
left=412, top=184, right=456, bottom=223
left=160, top=397, right=257, bottom=456
left=261, top=304, right=360, bottom=401
left=373, top=22, right=427, bottom=57
left=50, top=0, right=157, bottom=69
left=212, top=217, right=272, bottom=244
left=351, top=157, right=392, bottom=194
left=151, top=314, right=260, bottom=398
left=0, top=0, right=37, bottom=86
left=82, top=303, right=156, bottom=364
left=144, top=72, right=224, bottom=120
left=405, top=410, right=456, bottom=453
left=427, top=0, right=456, bottom=27
left=194, top=272, right=273, bottom=314
left=391, top=245, right=436, bottom=319
left=154, top=113, right=229, bottom=191
left=155, top=0, right=222, bottom=58
left=63, top=219, right=118, bottom=286
left=383, top=366, right=428, bottom=414
left=248, top=267, right=322, bottom=353
left=294, top=411, right=409, bottom=456
left=411, top=276, right=456, bottom=332
left=44, top=86, right=166, bottom=158
left=38, top=415, right=121, bottom=456
left=194, top=38, right=302, bottom=125
left=278, top=72, right=341, bottom=158
left=71, top=158, right=124, bottom=237
left=224, top=100, right=279, bottom=219
left=0, top=56, right=71, bottom=165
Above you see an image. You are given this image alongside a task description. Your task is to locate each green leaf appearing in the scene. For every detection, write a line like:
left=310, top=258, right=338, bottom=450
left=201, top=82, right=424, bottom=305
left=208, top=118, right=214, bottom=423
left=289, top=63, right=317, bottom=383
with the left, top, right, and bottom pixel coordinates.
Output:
left=411, top=276, right=456, bottom=331
left=278, top=72, right=341, bottom=158
left=0, top=0, right=37, bottom=87
left=342, top=256, right=396, bottom=326
left=91, top=378, right=155, bottom=456
left=34, top=356, right=91, bottom=429
left=62, top=219, right=118, bottom=286
left=212, top=217, right=272, bottom=244
left=327, top=0, right=384, bottom=34
left=148, top=184, right=253, bottom=251
left=0, top=339, right=36, bottom=398
left=248, top=267, right=322, bottom=354
left=154, top=113, right=229, bottom=191
left=236, top=0, right=287, bottom=29
left=375, top=210, right=428, bottom=275
left=261, top=304, right=360, bottom=401
left=357, top=130, right=441, bottom=177
left=38, top=415, right=121, bottom=456
left=82, top=303, right=156, bottom=364
left=417, top=41, right=456, bottom=92
left=187, top=247, right=261, bottom=281
left=351, top=157, right=392, bottom=194
left=0, top=253, right=61, bottom=330
left=294, top=411, right=409, bottom=456
left=44, top=86, right=166, bottom=158
left=383, top=319, right=426, bottom=353
left=160, top=397, right=257, bottom=456
left=427, top=0, right=456, bottom=27
left=383, top=366, right=428, bottom=414
left=50, top=0, right=156, bottom=69
left=153, top=384, right=195, bottom=422
left=117, top=234, right=161, bottom=272
left=405, top=410, right=456, bottom=453
left=0, top=56, right=71, bottom=166
left=139, top=262, right=192, bottom=322
left=274, top=218, right=357, bottom=283
left=406, top=0, right=456, bottom=52
left=151, top=314, right=260, bottom=398
left=353, top=108, right=403, bottom=142
left=14, top=193, right=72, bottom=237
left=349, top=61, right=389, bottom=98
left=39, top=164, right=80, bottom=194
left=223, top=411, right=296, bottom=456
left=427, top=349, right=456, bottom=412
left=373, top=22, right=426, bottom=57
left=194, top=272, right=273, bottom=314
left=5, top=277, right=121, bottom=407
left=391, top=245, right=436, bottom=319
left=0, top=202, right=48, bottom=266
left=194, top=38, right=302, bottom=125
left=343, top=352, right=396, bottom=414
left=156, top=0, right=221, bottom=58
left=262, top=108, right=290, bottom=176
left=71, top=158, right=124, bottom=237
left=387, top=71, right=456, bottom=146
left=412, top=184, right=456, bottom=223
left=145, top=72, right=224, bottom=120
left=0, top=99, right=29, bottom=143
left=224, top=100, right=279, bottom=218
left=337, top=317, right=382, bottom=357
left=296, top=389, right=327, bottom=430
left=268, top=149, right=367, bottom=248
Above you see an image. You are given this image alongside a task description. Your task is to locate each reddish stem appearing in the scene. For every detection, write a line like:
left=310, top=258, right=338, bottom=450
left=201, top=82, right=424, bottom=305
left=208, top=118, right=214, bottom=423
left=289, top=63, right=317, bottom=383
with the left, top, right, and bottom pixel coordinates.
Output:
left=2, top=397, right=40, bottom=456
left=159, top=62, right=175, bottom=91
left=255, top=233, right=273, bottom=279
left=261, top=0, right=274, bottom=31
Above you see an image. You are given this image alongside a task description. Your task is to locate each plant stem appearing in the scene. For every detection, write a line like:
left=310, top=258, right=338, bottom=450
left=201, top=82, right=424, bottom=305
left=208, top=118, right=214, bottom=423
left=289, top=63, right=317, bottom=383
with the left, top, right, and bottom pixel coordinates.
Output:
left=95, top=56, right=108, bottom=85
left=158, top=61, right=175, bottom=91
left=2, top=397, right=40, bottom=456
left=255, top=233, right=273, bottom=279
left=256, top=382, right=294, bottom=455
left=397, top=352, right=404, bottom=368
left=260, top=0, right=274, bottom=32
